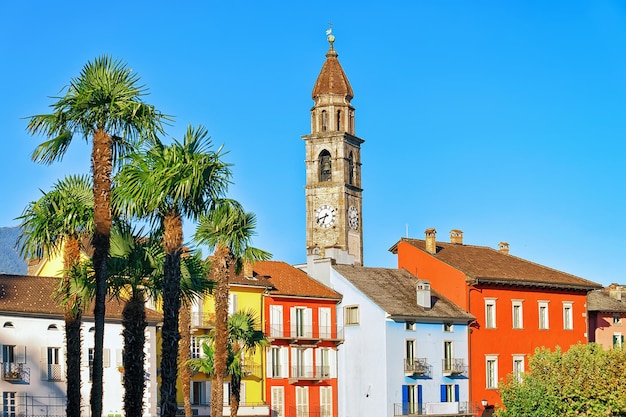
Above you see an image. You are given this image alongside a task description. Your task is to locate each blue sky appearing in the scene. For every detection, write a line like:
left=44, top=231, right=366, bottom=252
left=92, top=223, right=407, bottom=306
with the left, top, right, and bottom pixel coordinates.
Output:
left=1, top=1, right=625, bottom=286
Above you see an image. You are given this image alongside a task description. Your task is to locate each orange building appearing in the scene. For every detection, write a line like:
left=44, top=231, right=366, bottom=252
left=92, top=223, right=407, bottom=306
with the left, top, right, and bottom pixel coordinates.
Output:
left=390, top=228, right=601, bottom=411
left=587, top=285, right=626, bottom=350
left=254, top=261, right=342, bottom=417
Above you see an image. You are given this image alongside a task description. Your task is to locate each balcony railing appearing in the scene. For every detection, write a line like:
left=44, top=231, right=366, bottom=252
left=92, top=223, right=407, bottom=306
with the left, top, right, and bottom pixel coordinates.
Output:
left=241, top=363, right=261, bottom=378
left=404, top=358, right=431, bottom=378
left=191, top=312, right=215, bottom=329
left=394, top=401, right=480, bottom=416
left=268, top=324, right=344, bottom=343
left=46, top=363, right=63, bottom=381
left=1, top=362, right=30, bottom=383
left=289, top=365, right=332, bottom=382
left=442, top=358, right=467, bottom=376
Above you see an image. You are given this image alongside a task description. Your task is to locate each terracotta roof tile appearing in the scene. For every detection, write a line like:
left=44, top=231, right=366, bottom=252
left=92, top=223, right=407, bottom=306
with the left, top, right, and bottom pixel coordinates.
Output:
left=312, top=43, right=354, bottom=100
left=253, top=261, right=341, bottom=300
left=396, top=238, right=601, bottom=290
left=587, top=290, right=626, bottom=313
left=0, top=274, right=162, bottom=323
left=332, top=265, right=474, bottom=321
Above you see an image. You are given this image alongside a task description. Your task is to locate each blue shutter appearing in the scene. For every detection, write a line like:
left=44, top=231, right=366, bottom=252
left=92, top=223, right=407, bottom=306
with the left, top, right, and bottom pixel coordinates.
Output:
left=418, top=385, right=423, bottom=413
left=402, top=385, right=409, bottom=414
left=455, top=384, right=460, bottom=402
left=440, top=385, right=446, bottom=402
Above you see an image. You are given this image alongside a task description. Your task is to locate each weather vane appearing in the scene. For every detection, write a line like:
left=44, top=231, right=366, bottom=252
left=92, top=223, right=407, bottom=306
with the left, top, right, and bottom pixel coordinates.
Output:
left=326, top=21, right=333, bottom=36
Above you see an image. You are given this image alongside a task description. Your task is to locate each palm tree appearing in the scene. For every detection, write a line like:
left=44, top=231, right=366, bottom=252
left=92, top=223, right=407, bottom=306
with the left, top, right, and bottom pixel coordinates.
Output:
left=26, top=55, right=167, bottom=417
left=187, top=310, right=268, bottom=417
left=194, top=200, right=271, bottom=417
left=16, top=174, right=94, bottom=417
left=108, top=221, right=212, bottom=417
left=114, top=124, right=230, bottom=417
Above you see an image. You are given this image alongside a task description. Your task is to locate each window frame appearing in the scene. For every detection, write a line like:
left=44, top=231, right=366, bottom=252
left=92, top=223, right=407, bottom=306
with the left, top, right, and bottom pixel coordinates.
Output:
left=511, top=300, right=524, bottom=329
left=512, top=354, right=525, bottom=382
left=485, top=355, right=499, bottom=389
left=538, top=301, right=550, bottom=330
left=562, top=302, right=573, bottom=330
left=344, top=305, right=360, bottom=326
left=484, top=298, right=497, bottom=329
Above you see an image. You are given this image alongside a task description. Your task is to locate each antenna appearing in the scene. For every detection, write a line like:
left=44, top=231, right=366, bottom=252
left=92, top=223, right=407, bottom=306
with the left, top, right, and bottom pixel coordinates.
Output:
left=406, top=224, right=409, bottom=238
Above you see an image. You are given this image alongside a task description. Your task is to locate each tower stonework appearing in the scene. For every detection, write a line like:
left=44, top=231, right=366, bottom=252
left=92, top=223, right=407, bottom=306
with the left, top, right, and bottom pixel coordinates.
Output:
left=303, top=33, right=364, bottom=266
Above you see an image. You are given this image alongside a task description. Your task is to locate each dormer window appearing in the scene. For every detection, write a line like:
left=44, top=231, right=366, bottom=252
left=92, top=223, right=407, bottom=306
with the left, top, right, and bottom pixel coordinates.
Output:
left=319, top=150, right=332, bottom=181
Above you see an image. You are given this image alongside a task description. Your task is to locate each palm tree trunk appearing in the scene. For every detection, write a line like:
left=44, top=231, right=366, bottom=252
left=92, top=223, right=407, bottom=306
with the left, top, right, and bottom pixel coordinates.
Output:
left=160, top=212, right=183, bottom=417
left=63, top=236, right=82, bottom=417
left=179, top=304, right=193, bottom=417
left=123, top=292, right=147, bottom=417
left=211, top=244, right=232, bottom=417
left=91, top=128, right=113, bottom=417
left=229, top=373, right=241, bottom=417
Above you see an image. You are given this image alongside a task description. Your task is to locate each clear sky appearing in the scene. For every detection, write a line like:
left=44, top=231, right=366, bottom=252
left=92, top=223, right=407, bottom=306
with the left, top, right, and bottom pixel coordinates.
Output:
left=1, top=1, right=625, bottom=286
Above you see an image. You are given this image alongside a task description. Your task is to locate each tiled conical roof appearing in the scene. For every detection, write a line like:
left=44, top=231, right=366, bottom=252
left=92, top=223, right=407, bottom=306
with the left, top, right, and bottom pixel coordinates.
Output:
left=312, top=34, right=354, bottom=100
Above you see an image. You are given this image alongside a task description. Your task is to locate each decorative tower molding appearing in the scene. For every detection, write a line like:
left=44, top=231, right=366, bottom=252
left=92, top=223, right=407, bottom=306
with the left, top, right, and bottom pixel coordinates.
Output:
left=303, top=30, right=364, bottom=266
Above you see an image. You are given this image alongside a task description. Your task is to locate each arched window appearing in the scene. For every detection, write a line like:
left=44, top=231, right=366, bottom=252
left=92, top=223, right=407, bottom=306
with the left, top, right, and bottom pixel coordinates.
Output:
left=322, top=110, right=327, bottom=132
left=3, top=322, right=14, bottom=328
left=319, top=150, right=332, bottom=182
left=337, top=110, right=342, bottom=131
left=348, top=152, right=355, bottom=185
left=48, top=324, right=59, bottom=331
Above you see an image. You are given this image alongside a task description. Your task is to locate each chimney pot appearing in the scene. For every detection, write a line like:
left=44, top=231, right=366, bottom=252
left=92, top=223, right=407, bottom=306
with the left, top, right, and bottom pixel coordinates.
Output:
left=498, top=242, right=510, bottom=255
left=425, top=228, right=437, bottom=254
left=416, top=280, right=432, bottom=309
left=450, top=229, right=463, bottom=245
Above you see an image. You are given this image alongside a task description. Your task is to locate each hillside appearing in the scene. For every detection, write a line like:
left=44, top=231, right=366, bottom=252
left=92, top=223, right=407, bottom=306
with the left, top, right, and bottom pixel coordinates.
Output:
left=0, top=227, right=27, bottom=274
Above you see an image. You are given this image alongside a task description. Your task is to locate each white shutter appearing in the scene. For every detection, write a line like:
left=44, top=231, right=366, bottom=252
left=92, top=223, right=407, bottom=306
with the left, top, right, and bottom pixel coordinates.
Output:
left=329, top=349, right=337, bottom=378
left=315, top=348, right=320, bottom=377
left=116, top=348, right=123, bottom=367
left=265, top=347, right=272, bottom=377
left=103, top=348, right=111, bottom=368
left=305, top=308, right=313, bottom=337
left=41, top=347, right=47, bottom=380
left=281, top=347, right=289, bottom=378
left=319, top=308, right=331, bottom=338
left=271, top=386, right=285, bottom=417
left=290, top=307, right=296, bottom=337
left=320, top=386, right=332, bottom=417
left=229, top=294, right=238, bottom=316
left=16, top=346, right=26, bottom=364
left=270, top=305, right=283, bottom=337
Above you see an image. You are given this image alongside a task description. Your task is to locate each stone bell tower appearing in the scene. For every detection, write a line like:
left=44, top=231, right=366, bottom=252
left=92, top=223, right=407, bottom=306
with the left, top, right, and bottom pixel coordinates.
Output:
left=303, top=30, right=364, bottom=266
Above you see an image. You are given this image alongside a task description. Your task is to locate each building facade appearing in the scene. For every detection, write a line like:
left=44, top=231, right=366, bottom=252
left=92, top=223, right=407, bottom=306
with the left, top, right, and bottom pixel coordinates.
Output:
left=391, top=229, right=602, bottom=410
left=587, top=285, right=626, bottom=350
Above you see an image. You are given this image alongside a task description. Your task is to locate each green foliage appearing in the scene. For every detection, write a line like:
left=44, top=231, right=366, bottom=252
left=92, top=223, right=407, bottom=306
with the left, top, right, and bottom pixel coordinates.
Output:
left=497, top=343, right=626, bottom=417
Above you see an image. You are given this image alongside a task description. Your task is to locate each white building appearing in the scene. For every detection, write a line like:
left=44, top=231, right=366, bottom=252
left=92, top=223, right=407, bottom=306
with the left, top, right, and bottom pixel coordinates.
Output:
left=0, top=273, right=160, bottom=417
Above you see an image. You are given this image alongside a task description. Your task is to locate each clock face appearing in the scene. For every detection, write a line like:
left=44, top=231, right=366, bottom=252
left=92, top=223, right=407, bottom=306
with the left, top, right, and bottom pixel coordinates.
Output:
left=348, top=206, right=359, bottom=230
left=315, top=205, right=337, bottom=228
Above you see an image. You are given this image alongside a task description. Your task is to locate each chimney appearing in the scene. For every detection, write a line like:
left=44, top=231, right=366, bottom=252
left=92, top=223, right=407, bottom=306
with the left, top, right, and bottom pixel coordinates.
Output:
left=243, top=261, right=254, bottom=278
left=416, top=280, right=432, bottom=309
left=450, top=229, right=463, bottom=245
left=425, top=228, right=437, bottom=254
left=498, top=242, right=510, bottom=255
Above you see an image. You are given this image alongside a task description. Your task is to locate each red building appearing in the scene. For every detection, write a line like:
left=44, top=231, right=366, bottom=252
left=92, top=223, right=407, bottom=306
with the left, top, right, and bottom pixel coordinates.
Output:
left=390, top=228, right=601, bottom=410
left=255, top=261, right=343, bottom=417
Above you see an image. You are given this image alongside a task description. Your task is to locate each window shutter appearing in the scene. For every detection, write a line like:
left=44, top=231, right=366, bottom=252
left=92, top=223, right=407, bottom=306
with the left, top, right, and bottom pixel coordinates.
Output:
left=103, top=348, right=111, bottom=368
left=265, top=347, right=272, bottom=377
left=290, top=307, right=296, bottom=337
left=418, top=385, right=423, bottom=405
left=440, top=385, right=446, bottom=402
left=16, top=345, right=26, bottom=364
left=281, top=347, right=289, bottom=378
left=455, top=384, right=460, bottom=402
left=116, top=349, right=123, bottom=367
left=402, top=385, right=408, bottom=404
left=41, top=347, right=48, bottom=380
left=329, top=349, right=337, bottom=378
left=305, top=308, right=313, bottom=337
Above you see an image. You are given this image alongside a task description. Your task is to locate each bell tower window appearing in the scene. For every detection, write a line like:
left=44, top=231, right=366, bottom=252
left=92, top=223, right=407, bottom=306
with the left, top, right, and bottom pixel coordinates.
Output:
left=322, top=110, right=327, bottom=132
left=348, top=152, right=354, bottom=185
left=337, top=111, right=342, bottom=131
left=319, top=150, right=332, bottom=182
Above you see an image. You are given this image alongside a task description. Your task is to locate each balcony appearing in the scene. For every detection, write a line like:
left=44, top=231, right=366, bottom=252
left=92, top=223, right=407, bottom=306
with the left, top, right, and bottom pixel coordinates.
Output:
left=241, top=363, right=261, bottom=378
left=404, top=358, right=432, bottom=378
left=1, top=362, right=30, bottom=383
left=394, top=401, right=480, bottom=416
left=442, top=359, right=468, bottom=377
left=268, top=324, right=344, bottom=345
left=288, top=365, right=332, bottom=383
left=191, top=312, right=215, bottom=330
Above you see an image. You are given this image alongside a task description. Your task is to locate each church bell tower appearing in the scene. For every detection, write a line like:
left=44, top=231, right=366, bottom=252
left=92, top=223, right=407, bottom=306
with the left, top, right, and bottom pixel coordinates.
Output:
left=303, top=31, right=364, bottom=265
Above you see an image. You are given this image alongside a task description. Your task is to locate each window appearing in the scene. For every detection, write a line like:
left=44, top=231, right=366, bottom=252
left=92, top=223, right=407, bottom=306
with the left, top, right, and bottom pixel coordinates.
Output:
left=2, top=345, right=25, bottom=380
left=191, top=381, right=208, bottom=405
left=406, top=321, right=416, bottom=331
left=486, top=355, right=499, bottom=389
left=45, top=347, right=62, bottom=381
left=336, top=110, right=342, bottom=131
left=321, top=110, right=327, bottom=131
left=406, top=340, right=416, bottom=364
left=319, top=150, right=332, bottom=181
left=538, top=301, right=549, bottom=329
left=344, top=305, right=359, bottom=326
left=614, top=315, right=622, bottom=326
left=269, top=305, right=284, bottom=337
left=614, top=333, right=624, bottom=349
left=443, top=322, right=453, bottom=332
left=402, top=385, right=421, bottom=415
left=563, top=302, right=573, bottom=330
left=3, top=392, right=16, bottom=417
left=485, top=299, right=497, bottom=328
left=267, top=346, right=288, bottom=378
left=512, top=300, right=523, bottom=329
left=317, top=348, right=332, bottom=378
left=291, top=307, right=312, bottom=338
left=512, top=355, right=524, bottom=382
left=320, top=386, right=333, bottom=417
left=443, top=341, right=453, bottom=372
left=190, top=336, right=202, bottom=359
left=348, top=152, right=355, bottom=185
left=292, top=347, right=313, bottom=378
left=295, top=386, right=309, bottom=417
left=228, top=293, right=238, bottom=316
left=271, top=386, right=285, bottom=417
left=441, top=384, right=459, bottom=402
